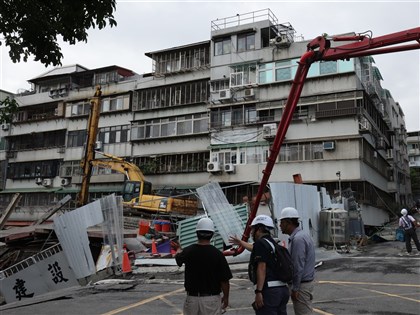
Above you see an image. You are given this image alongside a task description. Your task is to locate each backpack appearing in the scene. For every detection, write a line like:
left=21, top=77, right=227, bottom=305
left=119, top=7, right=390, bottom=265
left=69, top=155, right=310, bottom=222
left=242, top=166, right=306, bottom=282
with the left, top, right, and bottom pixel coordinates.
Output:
left=263, top=238, right=294, bottom=283
left=248, top=238, right=294, bottom=284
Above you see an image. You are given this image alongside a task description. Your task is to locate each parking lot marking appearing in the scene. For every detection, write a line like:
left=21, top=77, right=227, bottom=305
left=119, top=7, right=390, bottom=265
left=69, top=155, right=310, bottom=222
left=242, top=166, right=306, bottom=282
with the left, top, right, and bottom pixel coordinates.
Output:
left=313, top=308, right=334, bottom=315
left=100, top=287, right=184, bottom=315
left=318, top=280, right=420, bottom=288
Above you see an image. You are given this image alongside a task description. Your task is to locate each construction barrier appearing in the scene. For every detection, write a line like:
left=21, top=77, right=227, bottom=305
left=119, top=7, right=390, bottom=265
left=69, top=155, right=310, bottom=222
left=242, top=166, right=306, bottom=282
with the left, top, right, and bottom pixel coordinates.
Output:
left=139, top=220, right=150, bottom=236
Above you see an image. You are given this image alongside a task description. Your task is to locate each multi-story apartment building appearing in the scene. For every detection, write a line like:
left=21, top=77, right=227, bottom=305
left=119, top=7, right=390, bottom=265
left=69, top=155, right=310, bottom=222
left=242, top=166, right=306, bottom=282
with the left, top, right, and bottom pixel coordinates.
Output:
left=407, top=131, right=420, bottom=203
left=0, top=9, right=412, bottom=227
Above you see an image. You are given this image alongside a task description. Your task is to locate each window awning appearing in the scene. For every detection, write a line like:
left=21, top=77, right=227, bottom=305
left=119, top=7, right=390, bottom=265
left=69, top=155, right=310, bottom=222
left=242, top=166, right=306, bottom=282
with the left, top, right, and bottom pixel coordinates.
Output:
left=0, top=188, right=61, bottom=194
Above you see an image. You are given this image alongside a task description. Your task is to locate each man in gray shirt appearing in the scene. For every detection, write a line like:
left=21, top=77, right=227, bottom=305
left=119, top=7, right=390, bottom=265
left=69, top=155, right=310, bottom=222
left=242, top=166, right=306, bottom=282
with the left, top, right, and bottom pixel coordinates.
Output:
left=279, top=207, right=315, bottom=315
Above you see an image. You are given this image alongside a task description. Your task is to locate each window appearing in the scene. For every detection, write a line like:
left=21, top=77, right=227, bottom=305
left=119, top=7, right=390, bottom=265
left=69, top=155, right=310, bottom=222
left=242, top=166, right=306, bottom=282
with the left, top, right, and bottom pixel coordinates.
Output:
left=68, top=130, right=87, bottom=147
left=258, top=63, right=273, bottom=84
left=320, top=61, right=337, bottom=75
left=98, top=125, right=129, bottom=144
left=131, top=114, right=208, bottom=140
left=101, top=95, right=129, bottom=113
left=214, top=37, right=231, bottom=56
left=7, top=160, right=60, bottom=179
left=210, top=105, right=257, bottom=128
left=134, top=80, right=209, bottom=110
left=70, top=101, right=90, bottom=117
left=237, top=33, right=255, bottom=52
left=231, top=64, right=257, bottom=86
left=275, top=60, right=292, bottom=81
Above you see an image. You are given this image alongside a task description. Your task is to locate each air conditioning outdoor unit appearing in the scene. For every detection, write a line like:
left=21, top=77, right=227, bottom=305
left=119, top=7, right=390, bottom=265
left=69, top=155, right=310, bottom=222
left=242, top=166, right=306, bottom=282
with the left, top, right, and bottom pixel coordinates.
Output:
left=270, top=34, right=290, bottom=47
left=244, top=88, right=255, bottom=97
left=1, top=123, right=9, bottom=131
left=224, top=163, right=235, bottom=173
left=359, top=117, right=370, bottom=132
left=35, top=177, right=43, bottom=185
left=207, top=162, right=221, bottom=173
left=42, top=178, right=52, bottom=187
left=377, top=137, right=386, bottom=149
left=218, top=89, right=231, bottom=100
left=95, top=141, right=102, bottom=150
left=61, top=178, right=70, bottom=186
left=262, top=123, right=277, bottom=139
left=323, top=141, right=335, bottom=150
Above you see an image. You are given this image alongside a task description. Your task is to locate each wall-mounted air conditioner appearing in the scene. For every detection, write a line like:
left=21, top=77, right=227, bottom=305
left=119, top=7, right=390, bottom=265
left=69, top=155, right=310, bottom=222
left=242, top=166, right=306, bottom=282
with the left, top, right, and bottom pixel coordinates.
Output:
left=42, top=178, right=52, bottom=187
left=244, top=88, right=255, bottom=97
left=61, top=178, right=70, bottom=186
left=377, top=137, right=386, bottom=150
left=218, top=89, right=231, bottom=100
left=262, top=123, right=277, bottom=139
left=95, top=141, right=102, bottom=150
left=48, top=89, right=59, bottom=98
left=1, top=123, right=9, bottom=131
left=359, top=117, right=370, bottom=132
left=224, top=163, right=235, bottom=173
left=323, top=141, right=335, bottom=150
left=35, top=177, right=43, bottom=185
left=207, top=162, right=221, bottom=173
left=270, top=34, right=290, bottom=47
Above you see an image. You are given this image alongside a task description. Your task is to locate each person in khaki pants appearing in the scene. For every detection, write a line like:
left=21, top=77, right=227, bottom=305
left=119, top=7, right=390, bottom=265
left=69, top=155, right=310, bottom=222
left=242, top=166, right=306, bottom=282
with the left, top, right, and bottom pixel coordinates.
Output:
left=279, top=207, right=315, bottom=315
left=175, top=217, right=232, bottom=315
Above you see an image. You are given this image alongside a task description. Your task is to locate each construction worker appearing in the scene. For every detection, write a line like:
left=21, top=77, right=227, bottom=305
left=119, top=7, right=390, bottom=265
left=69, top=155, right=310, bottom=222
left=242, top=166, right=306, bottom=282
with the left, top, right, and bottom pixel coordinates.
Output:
left=175, top=217, right=232, bottom=315
left=248, top=214, right=290, bottom=314
left=399, top=208, right=420, bottom=255
left=279, top=207, right=315, bottom=315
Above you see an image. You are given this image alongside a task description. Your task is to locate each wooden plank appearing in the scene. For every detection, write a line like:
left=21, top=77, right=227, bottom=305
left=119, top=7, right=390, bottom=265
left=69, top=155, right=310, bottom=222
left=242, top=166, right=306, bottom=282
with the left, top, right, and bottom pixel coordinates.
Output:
left=0, top=193, right=22, bottom=230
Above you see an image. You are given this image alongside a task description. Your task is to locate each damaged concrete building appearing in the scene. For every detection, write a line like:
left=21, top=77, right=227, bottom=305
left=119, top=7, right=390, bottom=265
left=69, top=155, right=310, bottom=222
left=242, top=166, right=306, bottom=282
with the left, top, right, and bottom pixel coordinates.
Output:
left=0, top=9, right=413, bottom=228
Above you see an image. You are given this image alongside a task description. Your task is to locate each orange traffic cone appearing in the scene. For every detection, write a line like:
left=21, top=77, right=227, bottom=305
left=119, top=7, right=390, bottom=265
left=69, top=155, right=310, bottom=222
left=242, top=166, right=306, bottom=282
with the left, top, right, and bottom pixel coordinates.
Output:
left=151, top=238, right=160, bottom=257
left=122, top=248, right=132, bottom=273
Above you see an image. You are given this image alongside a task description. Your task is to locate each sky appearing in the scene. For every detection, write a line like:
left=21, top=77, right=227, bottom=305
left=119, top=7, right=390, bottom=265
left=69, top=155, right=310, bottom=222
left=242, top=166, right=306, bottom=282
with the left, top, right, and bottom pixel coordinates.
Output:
left=0, top=0, right=419, bottom=131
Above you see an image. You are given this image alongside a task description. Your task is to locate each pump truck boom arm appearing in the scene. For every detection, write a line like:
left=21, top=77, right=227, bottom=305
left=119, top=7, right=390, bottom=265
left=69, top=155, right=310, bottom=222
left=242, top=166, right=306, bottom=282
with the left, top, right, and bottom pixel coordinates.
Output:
left=225, top=27, right=420, bottom=256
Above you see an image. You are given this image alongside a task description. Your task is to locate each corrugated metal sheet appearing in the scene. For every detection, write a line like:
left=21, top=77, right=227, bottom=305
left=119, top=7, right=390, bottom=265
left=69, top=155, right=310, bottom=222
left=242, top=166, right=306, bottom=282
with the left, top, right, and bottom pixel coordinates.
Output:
left=53, top=194, right=123, bottom=279
left=196, top=182, right=245, bottom=245
left=177, top=204, right=248, bottom=251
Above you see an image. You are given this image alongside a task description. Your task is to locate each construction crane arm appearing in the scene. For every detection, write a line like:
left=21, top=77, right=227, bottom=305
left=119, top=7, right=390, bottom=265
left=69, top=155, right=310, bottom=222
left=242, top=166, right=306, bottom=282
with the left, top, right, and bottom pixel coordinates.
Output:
left=225, top=27, right=420, bottom=256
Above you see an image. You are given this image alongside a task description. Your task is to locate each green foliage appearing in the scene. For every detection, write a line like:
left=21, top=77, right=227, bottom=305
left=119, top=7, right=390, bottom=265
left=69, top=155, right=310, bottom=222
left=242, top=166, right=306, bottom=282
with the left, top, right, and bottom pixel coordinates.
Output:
left=0, top=97, right=19, bottom=124
left=0, top=0, right=117, bottom=66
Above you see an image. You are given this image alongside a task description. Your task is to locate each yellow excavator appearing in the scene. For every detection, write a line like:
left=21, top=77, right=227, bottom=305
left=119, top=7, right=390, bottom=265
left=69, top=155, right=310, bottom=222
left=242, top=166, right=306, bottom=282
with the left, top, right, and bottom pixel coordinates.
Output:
left=91, top=151, right=198, bottom=215
left=76, top=86, right=197, bottom=216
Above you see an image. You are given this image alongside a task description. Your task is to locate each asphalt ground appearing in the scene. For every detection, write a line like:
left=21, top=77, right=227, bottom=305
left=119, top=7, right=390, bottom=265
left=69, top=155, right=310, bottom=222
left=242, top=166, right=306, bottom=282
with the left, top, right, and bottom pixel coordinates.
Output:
left=1, top=237, right=420, bottom=315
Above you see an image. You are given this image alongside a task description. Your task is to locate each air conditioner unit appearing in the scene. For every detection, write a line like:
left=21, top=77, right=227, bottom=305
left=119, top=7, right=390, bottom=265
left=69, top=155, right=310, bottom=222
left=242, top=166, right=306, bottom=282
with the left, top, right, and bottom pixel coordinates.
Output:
left=224, top=163, right=235, bottom=173
left=244, top=88, right=255, bottom=97
left=377, top=137, right=386, bottom=150
left=57, top=147, right=66, bottom=153
left=323, top=141, right=335, bottom=150
left=61, top=178, right=70, bottom=186
left=359, top=117, right=370, bottom=132
left=42, top=178, right=52, bottom=187
left=218, top=89, right=231, bottom=100
left=1, top=123, right=9, bottom=131
left=207, top=162, right=221, bottom=173
left=95, top=141, right=102, bottom=150
left=262, top=123, right=277, bottom=139
left=270, top=34, right=289, bottom=47
left=6, top=151, right=16, bottom=158
left=59, top=88, right=68, bottom=96
left=35, top=177, right=43, bottom=185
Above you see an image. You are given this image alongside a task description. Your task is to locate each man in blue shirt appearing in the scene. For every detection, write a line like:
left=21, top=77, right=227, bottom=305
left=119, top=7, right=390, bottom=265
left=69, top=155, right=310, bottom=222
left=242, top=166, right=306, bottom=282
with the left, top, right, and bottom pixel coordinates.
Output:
left=279, top=207, right=315, bottom=315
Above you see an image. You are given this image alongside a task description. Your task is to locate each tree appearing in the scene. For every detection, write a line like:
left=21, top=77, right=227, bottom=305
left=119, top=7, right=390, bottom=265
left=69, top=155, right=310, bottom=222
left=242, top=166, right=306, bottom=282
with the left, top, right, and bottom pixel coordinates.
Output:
left=0, top=0, right=117, bottom=67
left=0, top=97, right=18, bottom=124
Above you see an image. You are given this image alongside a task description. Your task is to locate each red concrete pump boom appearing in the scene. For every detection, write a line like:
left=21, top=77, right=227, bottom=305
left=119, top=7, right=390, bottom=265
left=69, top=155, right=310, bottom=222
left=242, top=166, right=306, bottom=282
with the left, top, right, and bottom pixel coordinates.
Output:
left=225, top=27, right=420, bottom=256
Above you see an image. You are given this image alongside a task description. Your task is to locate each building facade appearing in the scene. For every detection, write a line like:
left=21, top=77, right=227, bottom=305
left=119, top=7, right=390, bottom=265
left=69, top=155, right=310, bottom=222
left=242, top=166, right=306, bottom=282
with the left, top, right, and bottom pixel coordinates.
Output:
left=407, top=131, right=420, bottom=205
left=0, top=9, right=412, bottom=227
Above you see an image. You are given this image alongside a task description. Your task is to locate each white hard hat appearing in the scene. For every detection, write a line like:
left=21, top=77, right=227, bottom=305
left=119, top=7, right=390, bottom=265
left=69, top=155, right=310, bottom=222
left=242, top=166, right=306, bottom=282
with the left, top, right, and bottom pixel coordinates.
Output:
left=196, top=217, right=215, bottom=232
left=280, top=207, right=300, bottom=219
left=401, top=208, right=408, bottom=216
left=251, top=215, right=274, bottom=229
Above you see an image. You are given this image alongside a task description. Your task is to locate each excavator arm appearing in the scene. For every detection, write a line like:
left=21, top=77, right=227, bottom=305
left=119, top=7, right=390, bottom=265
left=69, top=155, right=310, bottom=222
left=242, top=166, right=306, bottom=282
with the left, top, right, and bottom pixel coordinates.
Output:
left=91, top=151, right=146, bottom=182
left=225, top=27, right=420, bottom=256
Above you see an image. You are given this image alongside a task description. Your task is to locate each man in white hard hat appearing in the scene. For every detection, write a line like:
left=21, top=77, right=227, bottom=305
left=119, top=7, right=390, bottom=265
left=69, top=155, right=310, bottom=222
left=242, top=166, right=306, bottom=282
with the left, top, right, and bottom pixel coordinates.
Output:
left=175, top=217, right=232, bottom=315
left=248, top=214, right=290, bottom=314
left=399, top=208, right=420, bottom=255
left=279, top=207, right=315, bottom=315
